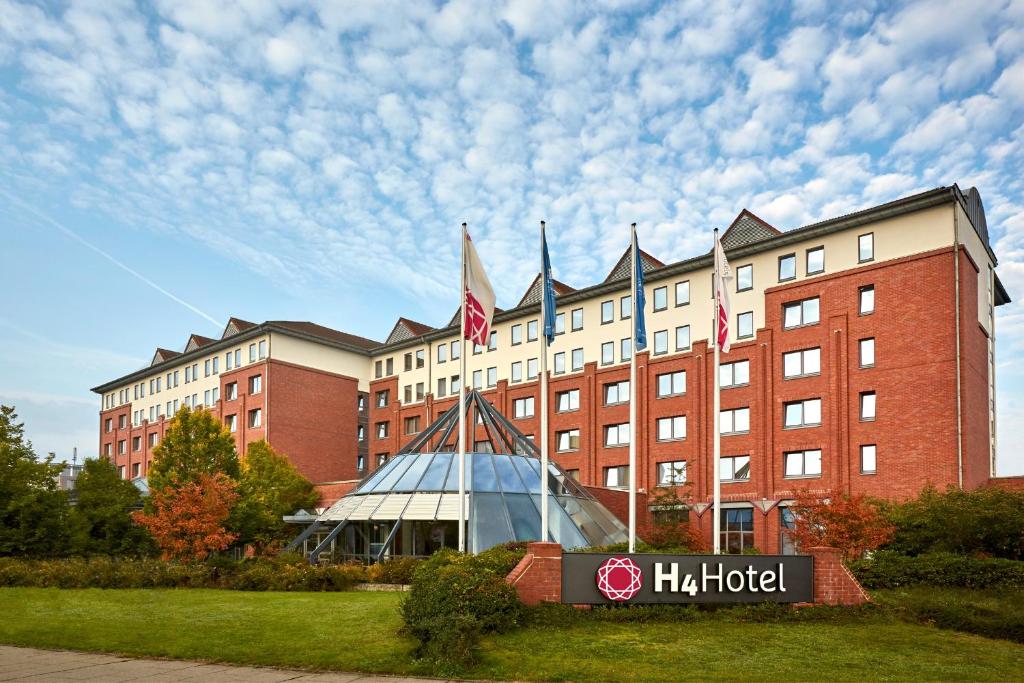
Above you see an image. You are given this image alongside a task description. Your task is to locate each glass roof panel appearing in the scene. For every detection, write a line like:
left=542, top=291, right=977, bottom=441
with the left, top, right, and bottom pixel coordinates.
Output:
left=472, top=453, right=500, bottom=492
left=395, top=452, right=434, bottom=491
left=493, top=455, right=527, bottom=492
left=418, top=452, right=453, bottom=491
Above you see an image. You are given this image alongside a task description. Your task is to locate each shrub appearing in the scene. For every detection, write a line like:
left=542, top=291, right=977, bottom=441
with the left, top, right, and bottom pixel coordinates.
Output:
left=880, top=486, right=1024, bottom=560
left=366, top=557, right=422, bottom=585
left=401, top=547, right=524, bottom=669
left=849, top=550, right=1024, bottom=590
left=787, top=489, right=894, bottom=561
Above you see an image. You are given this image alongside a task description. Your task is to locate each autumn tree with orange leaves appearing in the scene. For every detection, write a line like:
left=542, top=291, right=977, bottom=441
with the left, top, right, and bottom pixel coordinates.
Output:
left=134, top=473, right=239, bottom=561
left=786, top=489, right=894, bottom=562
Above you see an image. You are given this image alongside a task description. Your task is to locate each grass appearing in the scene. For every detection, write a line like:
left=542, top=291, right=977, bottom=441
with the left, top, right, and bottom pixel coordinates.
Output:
left=2, top=587, right=1023, bottom=681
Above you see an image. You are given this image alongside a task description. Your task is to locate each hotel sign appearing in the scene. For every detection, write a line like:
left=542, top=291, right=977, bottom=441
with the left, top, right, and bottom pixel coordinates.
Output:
left=562, top=553, right=814, bottom=604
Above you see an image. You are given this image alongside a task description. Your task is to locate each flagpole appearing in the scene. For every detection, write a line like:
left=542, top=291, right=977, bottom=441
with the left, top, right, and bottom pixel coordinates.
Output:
left=458, top=222, right=468, bottom=553
left=712, top=228, right=722, bottom=555
left=539, top=221, right=550, bottom=542
left=628, top=223, right=638, bottom=554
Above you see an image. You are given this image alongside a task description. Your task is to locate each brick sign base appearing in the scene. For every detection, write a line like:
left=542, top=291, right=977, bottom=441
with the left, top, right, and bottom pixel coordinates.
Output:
left=506, top=542, right=869, bottom=607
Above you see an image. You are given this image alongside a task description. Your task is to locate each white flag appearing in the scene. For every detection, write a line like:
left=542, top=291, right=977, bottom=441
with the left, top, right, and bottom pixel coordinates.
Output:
left=715, top=233, right=732, bottom=353
left=463, top=231, right=496, bottom=347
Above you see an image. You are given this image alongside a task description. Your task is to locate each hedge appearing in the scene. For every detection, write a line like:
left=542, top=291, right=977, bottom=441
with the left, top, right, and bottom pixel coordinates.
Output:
left=849, top=551, right=1024, bottom=590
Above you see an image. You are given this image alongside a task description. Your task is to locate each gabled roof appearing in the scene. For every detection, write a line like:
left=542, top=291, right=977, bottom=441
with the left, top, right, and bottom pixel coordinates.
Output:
left=603, top=247, right=664, bottom=283
left=385, top=317, right=435, bottom=345
left=150, top=348, right=181, bottom=367
left=720, top=209, right=781, bottom=250
left=516, top=273, right=576, bottom=308
left=184, top=334, right=216, bottom=353
left=268, top=321, right=381, bottom=350
left=221, top=317, right=256, bottom=339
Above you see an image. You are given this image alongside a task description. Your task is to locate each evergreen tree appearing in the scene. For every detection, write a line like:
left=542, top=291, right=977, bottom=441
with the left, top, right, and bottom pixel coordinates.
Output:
left=0, top=405, right=69, bottom=556
left=69, top=457, right=153, bottom=556
left=148, top=406, right=239, bottom=491
left=233, top=440, right=319, bottom=553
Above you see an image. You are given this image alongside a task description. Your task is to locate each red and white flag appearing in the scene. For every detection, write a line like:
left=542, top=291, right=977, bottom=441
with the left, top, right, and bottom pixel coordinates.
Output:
left=463, top=231, right=496, bottom=347
left=714, top=232, right=732, bottom=353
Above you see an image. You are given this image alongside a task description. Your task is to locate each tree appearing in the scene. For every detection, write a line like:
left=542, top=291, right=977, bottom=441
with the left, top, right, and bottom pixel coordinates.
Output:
left=647, top=486, right=707, bottom=552
left=0, top=405, right=69, bottom=556
left=148, top=407, right=239, bottom=491
left=133, top=473, right=239, bottom=561
left=69, top=457, right=153, bottom=557
left=232, top=440, right=319, bottom=554
left=787, top=489, right=894, bottom=561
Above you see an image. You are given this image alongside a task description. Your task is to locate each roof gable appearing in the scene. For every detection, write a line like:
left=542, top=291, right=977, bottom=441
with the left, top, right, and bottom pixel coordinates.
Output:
left=720, top=209, right=781, bottom=250
left=603, top=247, right=664, bottom=283
left=385, top=317, right=435, bottom=345
left=150, top=348, right=181, bottom=366
left=184, top=334, right=215, bottom=353
left=516, top=273, right=576, bottom=308
left=221, top=317, right=256, bottom=339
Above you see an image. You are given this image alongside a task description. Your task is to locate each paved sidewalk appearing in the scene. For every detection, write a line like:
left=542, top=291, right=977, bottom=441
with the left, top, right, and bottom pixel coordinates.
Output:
left=0, top=646, right=440, bottom=682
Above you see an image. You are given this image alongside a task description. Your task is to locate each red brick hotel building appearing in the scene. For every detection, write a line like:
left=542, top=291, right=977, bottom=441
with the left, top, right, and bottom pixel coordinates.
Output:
left=93, top=185, right=1011, bottom=553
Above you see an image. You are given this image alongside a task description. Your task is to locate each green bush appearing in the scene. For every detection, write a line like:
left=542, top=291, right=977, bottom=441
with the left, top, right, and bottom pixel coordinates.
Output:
left=365, top=557, right=422, bottom=584
left=875, top=587, right=1024, bottom=644
left=850, top=551, right=1024, bottom=590
left=400, top=546, right=524, bottom=670
left=880, top=486, right=1024, bottom=560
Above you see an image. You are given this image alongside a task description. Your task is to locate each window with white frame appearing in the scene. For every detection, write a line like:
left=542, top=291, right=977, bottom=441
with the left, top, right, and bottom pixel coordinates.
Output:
left=720, top=407, right=750, bottom=435
left=657, top=415, right=686, bottom=441
left=737, top=311, right=754, bottom=338
left=858, top=233, right=874, bottom=262
left=511, top=361, right=522, bottom=383
left=722, top=455, right=750, bottom=481
left=675, top=325, right=690, bottom=351
left=860, top=391, right=876, bottom=421
left=783, top=348, right=821, bottom=378
left=737, top=264, right=753, bottom=292
left=604, top=465, right=630, bottom=488
left=860, top=338, right=875, bottom=367
left=557, top=429, right=580, bottom=451
left=861, top=444, right=877, bottom=473
left=571, top=347, right=584, bottom=371
left=653, top=286, right=668, bottom=311
left=657, top=370, right=685, bottom=397
left=225, top=382, right=238, bottom=401
left=784, top=449, right=822, bottom=477
left=556, top=389, right=579, bottom=412
left=148, top=433, right=158, bottom=447
left=675, top=280, right=690, bottom=306
left=859, top=285, right=875, bottom=314
left=720, top=360, right=750, bottom=388
left=248, top=408, right=261, bottom=428
left=226, top=414, right=237, bottom=433
left=605, top=380, right=629, bottom=405
left=601, top=342, right=614, bottom=365
left=132, top=436, right=141, bottom=452
left=806, top=246, right=825, bottom=275
left=604, top=423, right=630, bottom=447
left=784, top=398, right=822, bottom=428
left=657, top=460, right=686, bottom=486
left=250, top=374, right=262, bottom=394
left=513, top=396, right=535, bottom=419
left=783, top=297, right=820, bottom=329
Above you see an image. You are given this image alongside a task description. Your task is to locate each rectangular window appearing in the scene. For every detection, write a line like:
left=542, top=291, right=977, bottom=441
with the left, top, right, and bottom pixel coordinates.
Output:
left=511, top=324, right=522, bottom=345
left=653, top=286, right=668, bottom=311
left=451, top=341, right=460, bottom=360
left=859, top=233, right=874, bottom=262
left=554, top=312, right=565, bottom=335
left=861, top=445, right=877, bottom=474
left=132, top=436, right=141, bottom=452
left=860, top=338, right=875, bottom=367
left=249, top=374, right=262, bottom=394
left=513, top=396, right=535, bottom=419
left=784, top=398, right=822, bottom=428
left=250, top=344, right=257, bottom=363
left=604, top=380, right=629, bottom=405
left=859, top=285, right=875, bottom=315
left=571, top=348, right=584, bottom=371
left=357, top=425, right=365, bottom=442
left=258, top=340, right=267, bottom=359
left=404, top=416, right=420, bottom=435
left=571, top=308, right=583, bottom=331
left=437, top=344, right=447, bottom=363
left=736, top=264, right=753, bottom=292
left=212, top=387, right=219, bottom=403
left=721, top=508, right=755, bottom=554
left=202, top=391, right=210, bottom=407
left=376, top=390, right=389, bottom=408
left=211, top=357, right=219, bottom=375
left=778, top=253, right=796, bottom=281
left=474, top=342, right=483, bottom=355
left=374, top=360, right=383, bottom=378
left=554, top=352, right=565, bottom=374
left=783, top=348, right=821, bottom=378
left=472, top=370, right=482, bottom=389
left=783, top=297, right=820, bottom=329
left=148, top=433, right=157, bottom=448
left=653, top=329, right=668, bottom=354
left=174, top=369, right=180, bottom=387
left=185, top=366, right=192, bottom=383
left=806, top=246, right=825, bottom=275
left=527, top=357, right=538, bottom=379
left=104, top=418, right=112, bottom=433
left=657, top=460, right=687, bottom=486
left=527, top=319, right=538, bottom=342
left=248, top=408, right=261, bottom=428
left=451, top=375, right=460, bottom=393
left=416, top=382, right=425, bottom=401
left=556, top=389, right=579, bottom=412
left=486, top=368, right=496, bottom=388
left=226, top=414, right=237, bottom=433
left=357, top=454, right=365, bottom=471
left=556, top=429, right=580, bottom=451
left=404, top=385, right=413, bottom=403
left=620, top=295, right=632, bottom=320
left=604, top=465, right=630, bottom=489
left=376, top=422, right=389, bottom=439
left=377, top=453, right=388, bottom=466
left=511, top=361, right=522, bottom=383
left=602, top=341, right=614, bottom=365
left=657, top=370, right=686, bottom=397
left=720, top=360, right=750, bottom=388
left=604, top=423, right=630, bottom=447
left=225, top=383, right=238, bottom=401
left=675, top=325, right=690, bottom=351
left=720, top=407, right=750, bottom=435
left=386, top=357, right=394, bottom=375
left=601, top=300, right=614, bottom=323
left=226, top=352, right=233, bottom=371
left=437, top=377, right=447, bottom=397
left=404, top=353, right=413, bottom=371
left=656, top=416, right=686, bottom=441
left=117, top=464, right=126, bottom=479
left=488, top=332, right=497, bottom=351
left=737, top=311, right=754, bottom=339
left=860, top=391, right=876, bottom=421
left=234, top=349, right=240, bottom=367
left=675, top=281, right=690, bottom=306
left=621, top=338, right=632, bottom=361
left=416, top=349, right=426, bottom=367
left=784, top=449, right=822, bottom=478
left=722, top=456, right=751, bottom=481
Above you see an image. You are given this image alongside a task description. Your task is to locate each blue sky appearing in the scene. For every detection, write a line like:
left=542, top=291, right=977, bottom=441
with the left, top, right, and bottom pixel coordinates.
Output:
left=1, top=0, right=1023, bottom=474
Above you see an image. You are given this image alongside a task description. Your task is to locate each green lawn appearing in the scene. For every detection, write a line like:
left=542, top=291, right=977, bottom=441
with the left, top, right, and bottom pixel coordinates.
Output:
left=2, top=588, right=1023, bottom=681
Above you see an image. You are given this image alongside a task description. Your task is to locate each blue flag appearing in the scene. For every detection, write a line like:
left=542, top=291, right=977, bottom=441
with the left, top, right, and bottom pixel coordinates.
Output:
left=542, top=227, right=557, bottom=344
left=633, top=234, right=647, bottom=350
